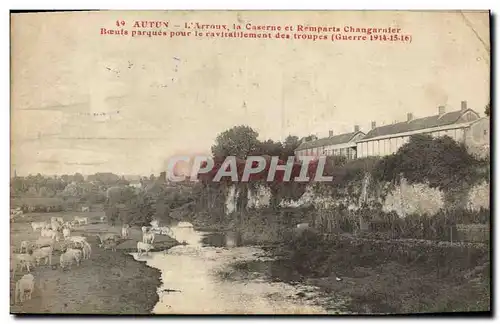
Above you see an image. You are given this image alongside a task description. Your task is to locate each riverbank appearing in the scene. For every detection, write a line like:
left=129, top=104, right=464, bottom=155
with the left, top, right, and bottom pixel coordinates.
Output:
left=231, top=229, right=491, bottom=314
left=10, top=212, right=181, bottom=314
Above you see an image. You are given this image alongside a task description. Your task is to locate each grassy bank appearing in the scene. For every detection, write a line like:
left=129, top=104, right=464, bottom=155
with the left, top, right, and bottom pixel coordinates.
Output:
left=10, top=211, right=180, bottom=314
left=216, top=227, right=490, bottom=314
left=271, top=230, right=490, bottom=314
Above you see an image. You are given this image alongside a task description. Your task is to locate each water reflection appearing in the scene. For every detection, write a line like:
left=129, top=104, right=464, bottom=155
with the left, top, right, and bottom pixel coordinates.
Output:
left=201, top=231, right=241, bottom=248
left=131, top=226, right=330, bottom=314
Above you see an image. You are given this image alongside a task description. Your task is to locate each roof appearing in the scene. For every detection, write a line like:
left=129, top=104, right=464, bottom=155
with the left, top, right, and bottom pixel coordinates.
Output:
left=361, top=109, right=479, bottom=141
left=296, top=131, right=364, bottom=151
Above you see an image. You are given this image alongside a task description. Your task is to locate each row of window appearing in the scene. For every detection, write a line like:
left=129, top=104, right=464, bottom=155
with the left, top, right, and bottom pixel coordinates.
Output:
left=296, top=128, right=467, bottom=159
left=296, top=147, right=357, bottom=159
left=357, top=128, right=466, bottom=158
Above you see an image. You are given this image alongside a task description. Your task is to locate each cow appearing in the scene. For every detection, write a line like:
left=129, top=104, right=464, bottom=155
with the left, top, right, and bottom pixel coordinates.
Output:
left=137, top=242, right=154, bottom=256
left=15, top=274, right=35, bottom=304
left=81, top=206, right=90, bottom=212
left=96, top=233, right=121, bottom=247
left=41, top=229, right=60, bottom=241
left=35, top=237, right=54, bottom=249
left=32, top=246, right=53, bottom=266
left=82, top=241, right=92, bottom=259
left=101, top=239, right=119, bottom=252
left=60, top=249, right=81, bottom=269
left=62, top=227, right=71, bottom=240
left=31, top=222, right=48, bottom=232
left=141, top=226, right=149, bottom=234
left=121, top=226, right=130, bottom=239
left=19, top=241, right=30, bottom=254
left=142, top=232, right=155, bottom=244
left=12, top=254, right=35, bottom=274
left=51, top=221, right=61, bottom=232
left=74, top=216, right=88, bottom=225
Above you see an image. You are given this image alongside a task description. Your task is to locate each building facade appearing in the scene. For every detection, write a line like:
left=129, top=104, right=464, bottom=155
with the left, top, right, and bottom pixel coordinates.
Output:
left=465, top=117, right=490, bottom=159
left=295, top=126, right=365, bottom=160
left=356, top=101, right=480, bottom=158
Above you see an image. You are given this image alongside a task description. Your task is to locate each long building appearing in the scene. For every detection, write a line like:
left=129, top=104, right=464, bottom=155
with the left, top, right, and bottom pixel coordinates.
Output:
left=294, top=126, right=365, bottom=160
left=356, top=101, right=481, bottom=158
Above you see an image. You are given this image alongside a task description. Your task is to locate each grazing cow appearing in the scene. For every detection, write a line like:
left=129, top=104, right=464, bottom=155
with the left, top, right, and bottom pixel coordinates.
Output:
left=96, top=233, right=120, bottom=247
left=62, top=227, right=71, bottom=240
left=60, top=249, right=81, bottom=269
left=41, top=229, right=59, bottom=241
left=13, top=254, right=35, bottom=273
left=15, top=274, right=35, bottom=304
left=51, top=216, right=64, bottom=224
left=81, top=206, right=90, bottom=212
left=137, top=242, right=154, bottom=256
left=65, top=248, right=83, bottom=266
left=121, top=226, right=130, bottom=239
left=100, top=216, right=106, bottom=223
left=82, top=241, right=92, bottom=259
left=19, top=241, right=30, bottom=254
left=31, top=222, right=47, bottom=232
left=66, top=236, right=87, bottom=249
left=142, top=232, right=155, bottom=244
left=32, top=246, right=53, bottom=266
left=101, top=240, right=118, bottom=252
left=74, top=216, right=88, bottom=225
left=35, top=237, right=54, bottom=249
left=51, top=221, right=61, bottom=232
left=64, top=221, right=73, bottom=229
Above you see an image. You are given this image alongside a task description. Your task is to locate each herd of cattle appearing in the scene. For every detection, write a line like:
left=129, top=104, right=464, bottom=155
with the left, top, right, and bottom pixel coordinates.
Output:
left=11, top=214, right=175, bottom=305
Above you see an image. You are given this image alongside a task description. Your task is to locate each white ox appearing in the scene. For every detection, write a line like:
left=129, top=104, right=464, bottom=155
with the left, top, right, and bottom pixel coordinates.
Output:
left=60, top=249, right=82, bottom=269
left=32, top=246, right=53, bottom=266
left=137, top=242, right=154, bottom=256
left=15, top=274, right=35, bottom=304
left=41, top=229, right=60, bottom=241
left=51, top=216, right=64, bottom=224
left=62, top=227, right=71, bottom=240
left=81, top=206, right=90, bottom=212
left=142, top=232, right=155, bottom=244
left=121, top=226, right=130, bottom=239
left=74, top=216, right=88, bottom=225
left=31, top=222, right=48, bottom=231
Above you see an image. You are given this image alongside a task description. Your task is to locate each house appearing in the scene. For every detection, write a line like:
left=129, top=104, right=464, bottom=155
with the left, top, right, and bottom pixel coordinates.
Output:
left=465, top=116, right=490, bottom=159
left=356, top=101, right=480, bottom=158
left=295, top=126, right=366, bottom=160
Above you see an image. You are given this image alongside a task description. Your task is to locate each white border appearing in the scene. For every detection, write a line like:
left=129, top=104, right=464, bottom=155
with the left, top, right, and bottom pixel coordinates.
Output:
left=2, top=1, right=498, bottom=324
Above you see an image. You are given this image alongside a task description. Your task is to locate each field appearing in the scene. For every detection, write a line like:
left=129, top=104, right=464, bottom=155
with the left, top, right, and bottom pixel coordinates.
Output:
left=10, top=210, right=180, bottom=314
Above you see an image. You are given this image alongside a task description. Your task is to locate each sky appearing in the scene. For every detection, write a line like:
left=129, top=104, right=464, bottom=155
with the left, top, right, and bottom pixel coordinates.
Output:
left=10, top=10, right=490, bottom=176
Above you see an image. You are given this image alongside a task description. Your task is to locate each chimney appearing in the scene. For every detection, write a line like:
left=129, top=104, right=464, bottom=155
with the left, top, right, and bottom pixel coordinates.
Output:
left=329, top=130, right=334, bottom=137
left=407, top=113, right=413, bottom=122
left=461, top=100, right=467, bottom=111
left=371, top=121, right=376, bottom=130
left=354, top=125, right=360, bottom=132
left=438, top=105, right=446, bottom=117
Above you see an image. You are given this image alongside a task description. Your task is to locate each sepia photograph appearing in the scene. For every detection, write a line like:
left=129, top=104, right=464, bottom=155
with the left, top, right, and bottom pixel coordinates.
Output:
left=9, top=10, right=491, bottom=315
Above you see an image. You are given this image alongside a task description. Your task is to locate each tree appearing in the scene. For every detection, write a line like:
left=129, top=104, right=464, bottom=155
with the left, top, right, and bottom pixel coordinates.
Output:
left=485, top=103, right=490, bottom=116
left=73, top=173, right=84, bottom=183
left=211, top=125, right=260, bottom=159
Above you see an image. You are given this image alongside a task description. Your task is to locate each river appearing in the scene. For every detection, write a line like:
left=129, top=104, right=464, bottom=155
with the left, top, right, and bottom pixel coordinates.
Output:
left=131, top=225, right=338, bottom=314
